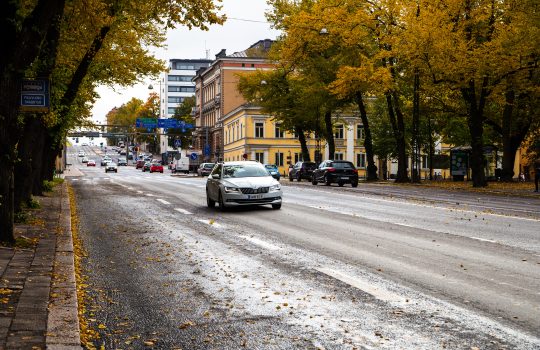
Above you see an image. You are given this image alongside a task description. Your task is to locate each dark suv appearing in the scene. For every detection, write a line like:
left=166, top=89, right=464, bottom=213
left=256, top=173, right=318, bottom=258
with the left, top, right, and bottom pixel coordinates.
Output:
left=312, top=160, right=358, bottom=187
left=288, top=161, right=317, bottom=182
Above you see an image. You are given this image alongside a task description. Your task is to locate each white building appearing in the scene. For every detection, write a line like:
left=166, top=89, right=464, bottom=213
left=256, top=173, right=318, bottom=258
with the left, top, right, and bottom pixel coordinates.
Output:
left=156, top=59, right=212, bottom=154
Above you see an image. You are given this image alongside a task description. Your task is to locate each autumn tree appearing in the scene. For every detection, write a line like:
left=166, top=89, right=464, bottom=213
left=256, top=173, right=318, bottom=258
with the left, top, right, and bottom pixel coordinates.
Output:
left=1, top=0, right=225, bottom=242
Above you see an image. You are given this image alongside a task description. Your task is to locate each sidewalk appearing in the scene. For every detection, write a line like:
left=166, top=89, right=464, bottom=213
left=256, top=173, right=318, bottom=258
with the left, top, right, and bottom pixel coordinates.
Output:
left=0, top=183, right=81, bottom=349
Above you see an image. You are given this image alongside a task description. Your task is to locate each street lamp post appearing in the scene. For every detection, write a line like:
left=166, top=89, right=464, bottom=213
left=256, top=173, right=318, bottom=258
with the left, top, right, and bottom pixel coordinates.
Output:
left=148, top=81, right=163, bottom=156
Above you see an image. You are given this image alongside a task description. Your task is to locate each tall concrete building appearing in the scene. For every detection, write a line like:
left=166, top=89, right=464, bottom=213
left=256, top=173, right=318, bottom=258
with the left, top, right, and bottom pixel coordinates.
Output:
left=156, top=59, right=212, bottom=154
left=192, top=40, right=274, bottom=162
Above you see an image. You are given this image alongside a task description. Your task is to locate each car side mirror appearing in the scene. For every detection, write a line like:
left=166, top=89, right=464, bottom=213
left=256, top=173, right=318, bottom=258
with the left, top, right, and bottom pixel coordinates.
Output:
left=211, top=173, right=220, bottom=179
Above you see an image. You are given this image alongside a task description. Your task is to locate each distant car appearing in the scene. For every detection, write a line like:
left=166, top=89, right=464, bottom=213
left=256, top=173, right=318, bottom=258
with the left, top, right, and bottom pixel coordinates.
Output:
left=101, top=157, right=111, bottom=166
left=142, top=162, right=151, bottom=172
left=81, top=142, right=88, bottom=146
left=206, top=161, right=282, bottom=210
left=197, top=163, right=215, bottom=177
left=289, top=161, right=317, bottom=182
left=105, top=162, right=118, bottom=173
left=78, top=152, right=85, bottom=157
left=136, top=160, right=145, bottom=169
left=81, top=157, right=88, bottom=163
left=311, top=160, right=358, bottom=187
left=87, top=160, right=96, bottom=166
left=149, top=162, right=163, bottom=173
left=117, top=159, right=128, bottom=166
left=264, top=164, right=281, bottom=180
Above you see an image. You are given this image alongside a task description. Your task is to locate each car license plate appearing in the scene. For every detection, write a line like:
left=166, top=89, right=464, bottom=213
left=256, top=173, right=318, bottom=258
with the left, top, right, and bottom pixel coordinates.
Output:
left=248, top=194, right=263, bottom=199
left=341, top=177, right=349, bottom=180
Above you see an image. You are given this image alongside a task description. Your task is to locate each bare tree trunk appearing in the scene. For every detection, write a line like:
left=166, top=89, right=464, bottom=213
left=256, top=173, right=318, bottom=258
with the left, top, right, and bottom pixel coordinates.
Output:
left=354, top=92, right=377, bottom=180
left=462, top=80, right=487, bottom=187
left=324, top=111, right=335, bottom=159
left=295, top=126, right=311, bottom=162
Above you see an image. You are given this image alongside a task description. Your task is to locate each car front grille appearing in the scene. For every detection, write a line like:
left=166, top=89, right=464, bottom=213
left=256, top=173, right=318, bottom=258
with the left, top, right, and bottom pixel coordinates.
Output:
left=240, top=187, right=269, bottom=194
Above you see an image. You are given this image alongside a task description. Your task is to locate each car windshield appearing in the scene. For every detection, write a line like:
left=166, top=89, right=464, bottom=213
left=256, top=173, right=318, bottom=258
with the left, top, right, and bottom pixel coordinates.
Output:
left=223, top=164, right=269, bottom=178
left=264, top=165, right=277, bottom=170
left=303, top=162, right=316, bottom=169
left=331, top=162, right=355, bottom=169
left=203, top=164, right=214, bottom=169
left=151, top=163, right=160, bottom=166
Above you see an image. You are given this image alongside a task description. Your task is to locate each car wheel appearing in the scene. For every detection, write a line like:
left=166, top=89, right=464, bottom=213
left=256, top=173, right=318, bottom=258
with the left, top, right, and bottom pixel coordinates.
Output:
left=312, top=175, right=318, bottom=185
left=289, top=174, right=294, bottom=181
left=206, top=190, right=215, bottom=208
left=160, top=171, right=163, bottom=173
left=272, top=203, right=281, bottom=210
left=218, top=191, right=227, bottom=211
left=296, top=173, right=301, bottom=182
left=338, top=182, right=344, bottom=187
left=115, top=170, right=117, bottom=173
left=325, top=175, right=331, bottom=186
left=150, top=170, right=153, bottom=173
left=351, top=181, right=358, bottom=188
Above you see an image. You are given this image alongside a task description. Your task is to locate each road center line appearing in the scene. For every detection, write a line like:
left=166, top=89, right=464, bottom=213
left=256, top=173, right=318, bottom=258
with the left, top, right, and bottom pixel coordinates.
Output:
left=156, top=199, right=170, bottom=205
left=239, top=235, right=281, bottom=251
left=145, top=193, right=154, bottom=197
left=470, top=237, right=498, bottom=243
left=316, top=267, right=406, bottom=303
left=174, top=208, right=192, bottom=215
left=137, top=190, right=143, bottom=194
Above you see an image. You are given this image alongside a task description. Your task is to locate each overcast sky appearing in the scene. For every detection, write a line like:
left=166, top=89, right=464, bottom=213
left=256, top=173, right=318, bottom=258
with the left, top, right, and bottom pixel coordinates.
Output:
left=91, top=0, right=281, bottom=124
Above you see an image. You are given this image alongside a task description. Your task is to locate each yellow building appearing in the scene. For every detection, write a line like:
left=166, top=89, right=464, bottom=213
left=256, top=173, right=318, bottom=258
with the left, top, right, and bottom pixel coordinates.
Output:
left=222, top=104, right=371, bottom=177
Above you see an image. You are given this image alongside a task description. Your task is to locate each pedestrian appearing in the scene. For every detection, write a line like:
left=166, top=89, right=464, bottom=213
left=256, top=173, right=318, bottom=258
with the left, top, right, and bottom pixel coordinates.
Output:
left=535, top=158, right=540, bottom=192
left=519, top=172, right=525, bottom=182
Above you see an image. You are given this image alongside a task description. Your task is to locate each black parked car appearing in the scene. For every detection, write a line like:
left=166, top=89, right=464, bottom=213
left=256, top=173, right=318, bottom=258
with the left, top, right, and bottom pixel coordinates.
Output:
left=288, top=161, right=317, bottom=182
left=312, top=160, right=358, bottom=187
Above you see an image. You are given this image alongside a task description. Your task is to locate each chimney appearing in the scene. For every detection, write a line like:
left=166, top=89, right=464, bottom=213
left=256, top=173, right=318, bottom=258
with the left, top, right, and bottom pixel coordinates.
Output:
left=215, top=49, right=227, bottom=59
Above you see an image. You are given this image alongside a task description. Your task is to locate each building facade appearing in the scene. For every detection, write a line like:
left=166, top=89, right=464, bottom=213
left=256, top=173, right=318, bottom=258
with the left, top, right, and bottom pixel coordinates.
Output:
left=192, top=41, right=274, bottom=162
left=156, top=59, right=212, bottom=154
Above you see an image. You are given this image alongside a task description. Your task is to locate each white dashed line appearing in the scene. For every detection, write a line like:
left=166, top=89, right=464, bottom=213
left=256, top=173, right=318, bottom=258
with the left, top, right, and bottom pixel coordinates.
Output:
left=137, top=191, right=143, bottom=194
left=156, top=199, right=170, bottom=205
left=316, top=267, right=407, bottom=303
left=174, top=208, right=192, bottom=215
left=470, top=237, right=498, bottom=243
left=197, top=219, right=223, bottom=228
left=239, top=235, right=281, bottom=251
left=145, top=193, right=155, bottom=197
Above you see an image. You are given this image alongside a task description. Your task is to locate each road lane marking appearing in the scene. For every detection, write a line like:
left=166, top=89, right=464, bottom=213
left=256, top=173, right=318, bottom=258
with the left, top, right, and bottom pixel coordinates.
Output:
left=470, top=237, right=498, bottom=243
left=174, top=208, right=192, bottom=215
left=197, top=219, right=224, bottom=228
left=316, top=268, right=406, bottom=303
left=127, top=187, right=134, bottom=190
left=137, top=191, right=143, bottom=194
left=156, top=199, right=170, bottom=205
left=145, top=193, right=155, bottom=197
left=239, top=235, right=281, bottom=251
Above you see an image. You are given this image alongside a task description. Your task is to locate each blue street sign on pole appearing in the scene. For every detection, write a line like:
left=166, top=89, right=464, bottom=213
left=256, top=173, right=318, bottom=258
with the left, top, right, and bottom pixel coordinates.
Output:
left=204, top=145, right=211, bottom=156
left=190, top=153, right=198, bottom=160
left=174, top=139, right=181, bottom=148
left=20, top=79, right=50, bottom=112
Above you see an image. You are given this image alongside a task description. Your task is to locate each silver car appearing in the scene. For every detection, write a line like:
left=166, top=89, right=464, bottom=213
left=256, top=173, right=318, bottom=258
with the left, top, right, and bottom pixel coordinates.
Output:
left=206, top=161, right=282, bottom=210
left=105, top=162, right=118, bottom=173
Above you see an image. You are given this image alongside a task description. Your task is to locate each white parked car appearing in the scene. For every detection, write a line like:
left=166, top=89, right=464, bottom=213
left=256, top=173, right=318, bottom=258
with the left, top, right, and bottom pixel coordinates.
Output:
left=206, top=161, right=282, bottom=210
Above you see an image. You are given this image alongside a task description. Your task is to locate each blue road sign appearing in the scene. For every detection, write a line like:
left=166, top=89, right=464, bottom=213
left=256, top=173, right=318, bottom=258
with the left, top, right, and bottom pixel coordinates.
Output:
left=20, top=79, right=50, bottom=112
left=204, top=145, right=211, bottom=156
left=174, top=139, right=181, bottom=148
left=190, top=152, right=198, bottom=160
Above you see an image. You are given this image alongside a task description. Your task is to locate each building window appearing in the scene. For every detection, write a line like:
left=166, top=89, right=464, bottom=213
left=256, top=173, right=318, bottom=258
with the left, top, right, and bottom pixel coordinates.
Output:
left=255, top=152, right=264, bottom=163
left=167, top=107, right=177, bottom=114
left=334, top=152, right=344, bottom=160
left=275, top=123, right=284, bottom=138
left=421, top=155, right=428, bottom=169
left=357, top=125, right=364, bottom=140
left=240, top=123, right=243, bottom=138
left=255, top=122, right=264, bottom=138
left=334, top=124, right=344, bottom=139
left=275, top=152, right=284, bottom=166
left=294, top=153, right=300, bottom=163
left=356, top=153, right=366, bottom=168
left=168, top=75, right=192, bottom=82
left=168, top=96, right=185, bottom=103
left=168, top=86, right=195, bottom=93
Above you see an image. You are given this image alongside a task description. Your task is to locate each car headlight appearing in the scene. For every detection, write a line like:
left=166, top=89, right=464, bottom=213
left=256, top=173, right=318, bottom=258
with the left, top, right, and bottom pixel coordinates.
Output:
left=224, top=186, right=240, bottom=193
left=269, top=184, right=281, bottom=191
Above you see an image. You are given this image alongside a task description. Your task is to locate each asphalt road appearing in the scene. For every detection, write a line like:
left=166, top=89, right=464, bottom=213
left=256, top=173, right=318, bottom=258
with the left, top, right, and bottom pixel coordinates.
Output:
left=67, top=146, right=540, bottom=349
